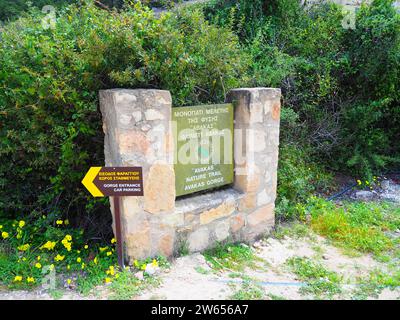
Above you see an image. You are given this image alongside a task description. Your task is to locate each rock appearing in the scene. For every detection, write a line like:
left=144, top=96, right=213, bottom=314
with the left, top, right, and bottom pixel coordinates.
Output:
left=354, top=190, right=375, bottom=201
left=188, top=227, right=210, bottom=252
left=144, top=264, right=160, bottom=276
left=247, top=204, right=274, bottom=227
left=145, top=109, right=164, bottom=121
left=200, top=201, right=235, bottom=225
left=322, top=254, right=329, bottom=260
left=134, top=271, right=144, bottom=281
left=381, top=180, right=390, bottom=190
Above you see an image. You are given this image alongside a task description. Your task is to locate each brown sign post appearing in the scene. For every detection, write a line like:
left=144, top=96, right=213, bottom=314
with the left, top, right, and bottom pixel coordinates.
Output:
left=82, top=167, right=144, bottom=268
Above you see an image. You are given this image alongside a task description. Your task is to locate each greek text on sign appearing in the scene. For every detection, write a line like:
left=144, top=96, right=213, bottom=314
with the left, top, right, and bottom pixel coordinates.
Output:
left=82, top=167, right=144, bottom=197
left=173, top=104, right=234, bottom=197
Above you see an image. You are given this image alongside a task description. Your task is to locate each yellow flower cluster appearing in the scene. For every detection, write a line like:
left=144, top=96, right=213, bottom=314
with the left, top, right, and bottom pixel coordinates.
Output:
left=61, top=235, right=72, bottom=251
left=17, top=244, right=30, bottom=251
left=106, top=265, right=115, bottom=276
left=40, top=241, right=56, bottom=251
left=54, top=254, right=65, bottom=262
left=1, top=231, right=9, bottom=239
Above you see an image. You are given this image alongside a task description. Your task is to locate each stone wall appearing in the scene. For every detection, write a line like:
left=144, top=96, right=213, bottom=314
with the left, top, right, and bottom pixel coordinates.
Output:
left=99, top=87, right=281, bottom=263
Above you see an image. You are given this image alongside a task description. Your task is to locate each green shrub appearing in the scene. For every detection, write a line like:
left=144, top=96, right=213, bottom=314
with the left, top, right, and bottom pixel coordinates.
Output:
left=276, top=144, right=332, bottom=220
left=0, top=2, right=248, bottom=228
left=205, top=0, right=400, bottom=179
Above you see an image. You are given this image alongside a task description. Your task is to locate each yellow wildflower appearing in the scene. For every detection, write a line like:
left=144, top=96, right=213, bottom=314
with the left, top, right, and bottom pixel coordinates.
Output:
left=64, top=219, right=69, bottom=225
left=22, top=257, right=27, bottom=261
left=141, top=264, right=146, bottom=271
left=366, top=180, right=370, bottom=185
left=357, top=179, right=362, bottom=185
left=93, top=257, right=98, bottom=265
left=14, top=276, right=23, bottom=282
left=84, top=245, right=88, bottom=249
left=133, top=260, right=139, bottom=268
left=81, top=263, right=85, bottom=270
left=104, top=277, right=112, bottom=284
left=27, top=277, right=35, bottom=283
left=54, top=254, right=65, bottom=262
left=35, top=262, right=42, bottom=269
left=0, top=225, right=2, bottom=229
left=76, top=257, right=82, bottom=263
left=67, top=265, right=71, bottom=270
left=65, top=235, right=72, bottom=241
left=17, top=244, right=30, bottom=251
left=152, top=259, right=158, bottom=267
left=67, top=279, right=72, bottom=285
left=37, top=256, right=41, bottom=261
left=18, top=221, right=25, bottom=228
left=77, top=250, right=81, bottom=254
left=106, top=266, right=115, bottom=276
left=106, top=251, right=112, bottom=256
left=111, top=238, right=117, bottom=244
left=40, top=241, right=56, bottom=251
left=99, top=247, right=108, bottom=252
left=1, top=231, right=9, bottom=239
left=56, top=220, right=63, bottom=225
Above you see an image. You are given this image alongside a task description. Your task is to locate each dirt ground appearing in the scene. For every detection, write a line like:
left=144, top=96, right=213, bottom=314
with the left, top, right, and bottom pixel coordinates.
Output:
left=1, top=225, right=398, bottom=300
left=135, top=232, right=399, bottom=300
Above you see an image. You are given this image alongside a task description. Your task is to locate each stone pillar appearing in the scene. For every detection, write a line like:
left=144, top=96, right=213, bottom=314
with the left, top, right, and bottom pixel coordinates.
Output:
left=99, top=89, right=176, bottom=262
left=226, top=88, right=281, bottom=241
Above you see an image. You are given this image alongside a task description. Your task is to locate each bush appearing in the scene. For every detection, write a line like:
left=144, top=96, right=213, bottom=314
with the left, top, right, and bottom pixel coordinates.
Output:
left=276, top=144, right=332, bottom=220
left=205, top=0, right=400, bottom=179
left=0, top=2, right=248, bottom=229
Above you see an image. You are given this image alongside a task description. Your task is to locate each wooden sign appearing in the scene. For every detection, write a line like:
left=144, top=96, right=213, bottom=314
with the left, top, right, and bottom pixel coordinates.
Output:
left=173, top=104, right=234, bottom=197
left=82, top=167, right=143, bottom=197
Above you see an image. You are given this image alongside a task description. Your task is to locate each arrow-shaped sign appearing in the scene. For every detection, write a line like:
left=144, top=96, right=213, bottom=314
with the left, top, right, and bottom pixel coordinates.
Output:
left=82, top=167, right=144, bottom=197
left=82, top=167, right=104, bottom=197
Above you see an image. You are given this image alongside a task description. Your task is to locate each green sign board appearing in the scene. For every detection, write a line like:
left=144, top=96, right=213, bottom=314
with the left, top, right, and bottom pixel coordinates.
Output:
left=172, top=104, right=234, bottom=197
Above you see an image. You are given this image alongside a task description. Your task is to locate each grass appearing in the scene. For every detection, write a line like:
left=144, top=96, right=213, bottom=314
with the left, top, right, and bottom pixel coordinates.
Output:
left=286, top=256, right=342, bottom=298
left=231, top=279, right=265, bottom=300
left=273, top=222, right=313, bottom=240
left=353, top=268, right=400, bottom=300
left=108, top=270, right=161, bottom=300
left=305, top=198, right=400, bottom=256
left=204, top=243, right=262, bottom=272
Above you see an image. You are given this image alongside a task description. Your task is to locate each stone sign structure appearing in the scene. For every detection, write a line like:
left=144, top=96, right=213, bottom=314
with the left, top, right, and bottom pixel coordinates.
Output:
left=99, top=87, right=281, bottom=263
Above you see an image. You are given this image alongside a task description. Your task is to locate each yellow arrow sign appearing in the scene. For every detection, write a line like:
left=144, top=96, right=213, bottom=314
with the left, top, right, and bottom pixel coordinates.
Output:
left=82, top=167, right=104, bottom=197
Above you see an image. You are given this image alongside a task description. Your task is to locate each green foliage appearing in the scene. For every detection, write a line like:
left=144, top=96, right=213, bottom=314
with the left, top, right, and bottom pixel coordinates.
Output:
left=0, top=216, right=118, bottom=290
left=0, top=2, right=247, bottom=227
left=231, top=279, right=265, bottom=300
left=204, top=243, right=260, bottom=272
left=0, top=0, right=77, bottom=21
left=302, top=197, right=400, bottom=255
left=276, top=144, right=333, bottom=220
left=206, top=0, right=400, bottom=179
left=108, top=269, right=160, bottom=300
left=286, top=256, right=342, bottom=298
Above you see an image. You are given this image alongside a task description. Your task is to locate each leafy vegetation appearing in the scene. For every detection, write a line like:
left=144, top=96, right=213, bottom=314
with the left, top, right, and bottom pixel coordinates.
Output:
left=204, top=243, right=261, bottom=272
left=205, top=0, right=400, bottom=180
left=299, top=197, right=400, bottom=255
left=231, top=279, right=265, bottom=300
left=0, top=2, right=247, bottom=229
left=286, top=256, right=342, bottom=298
